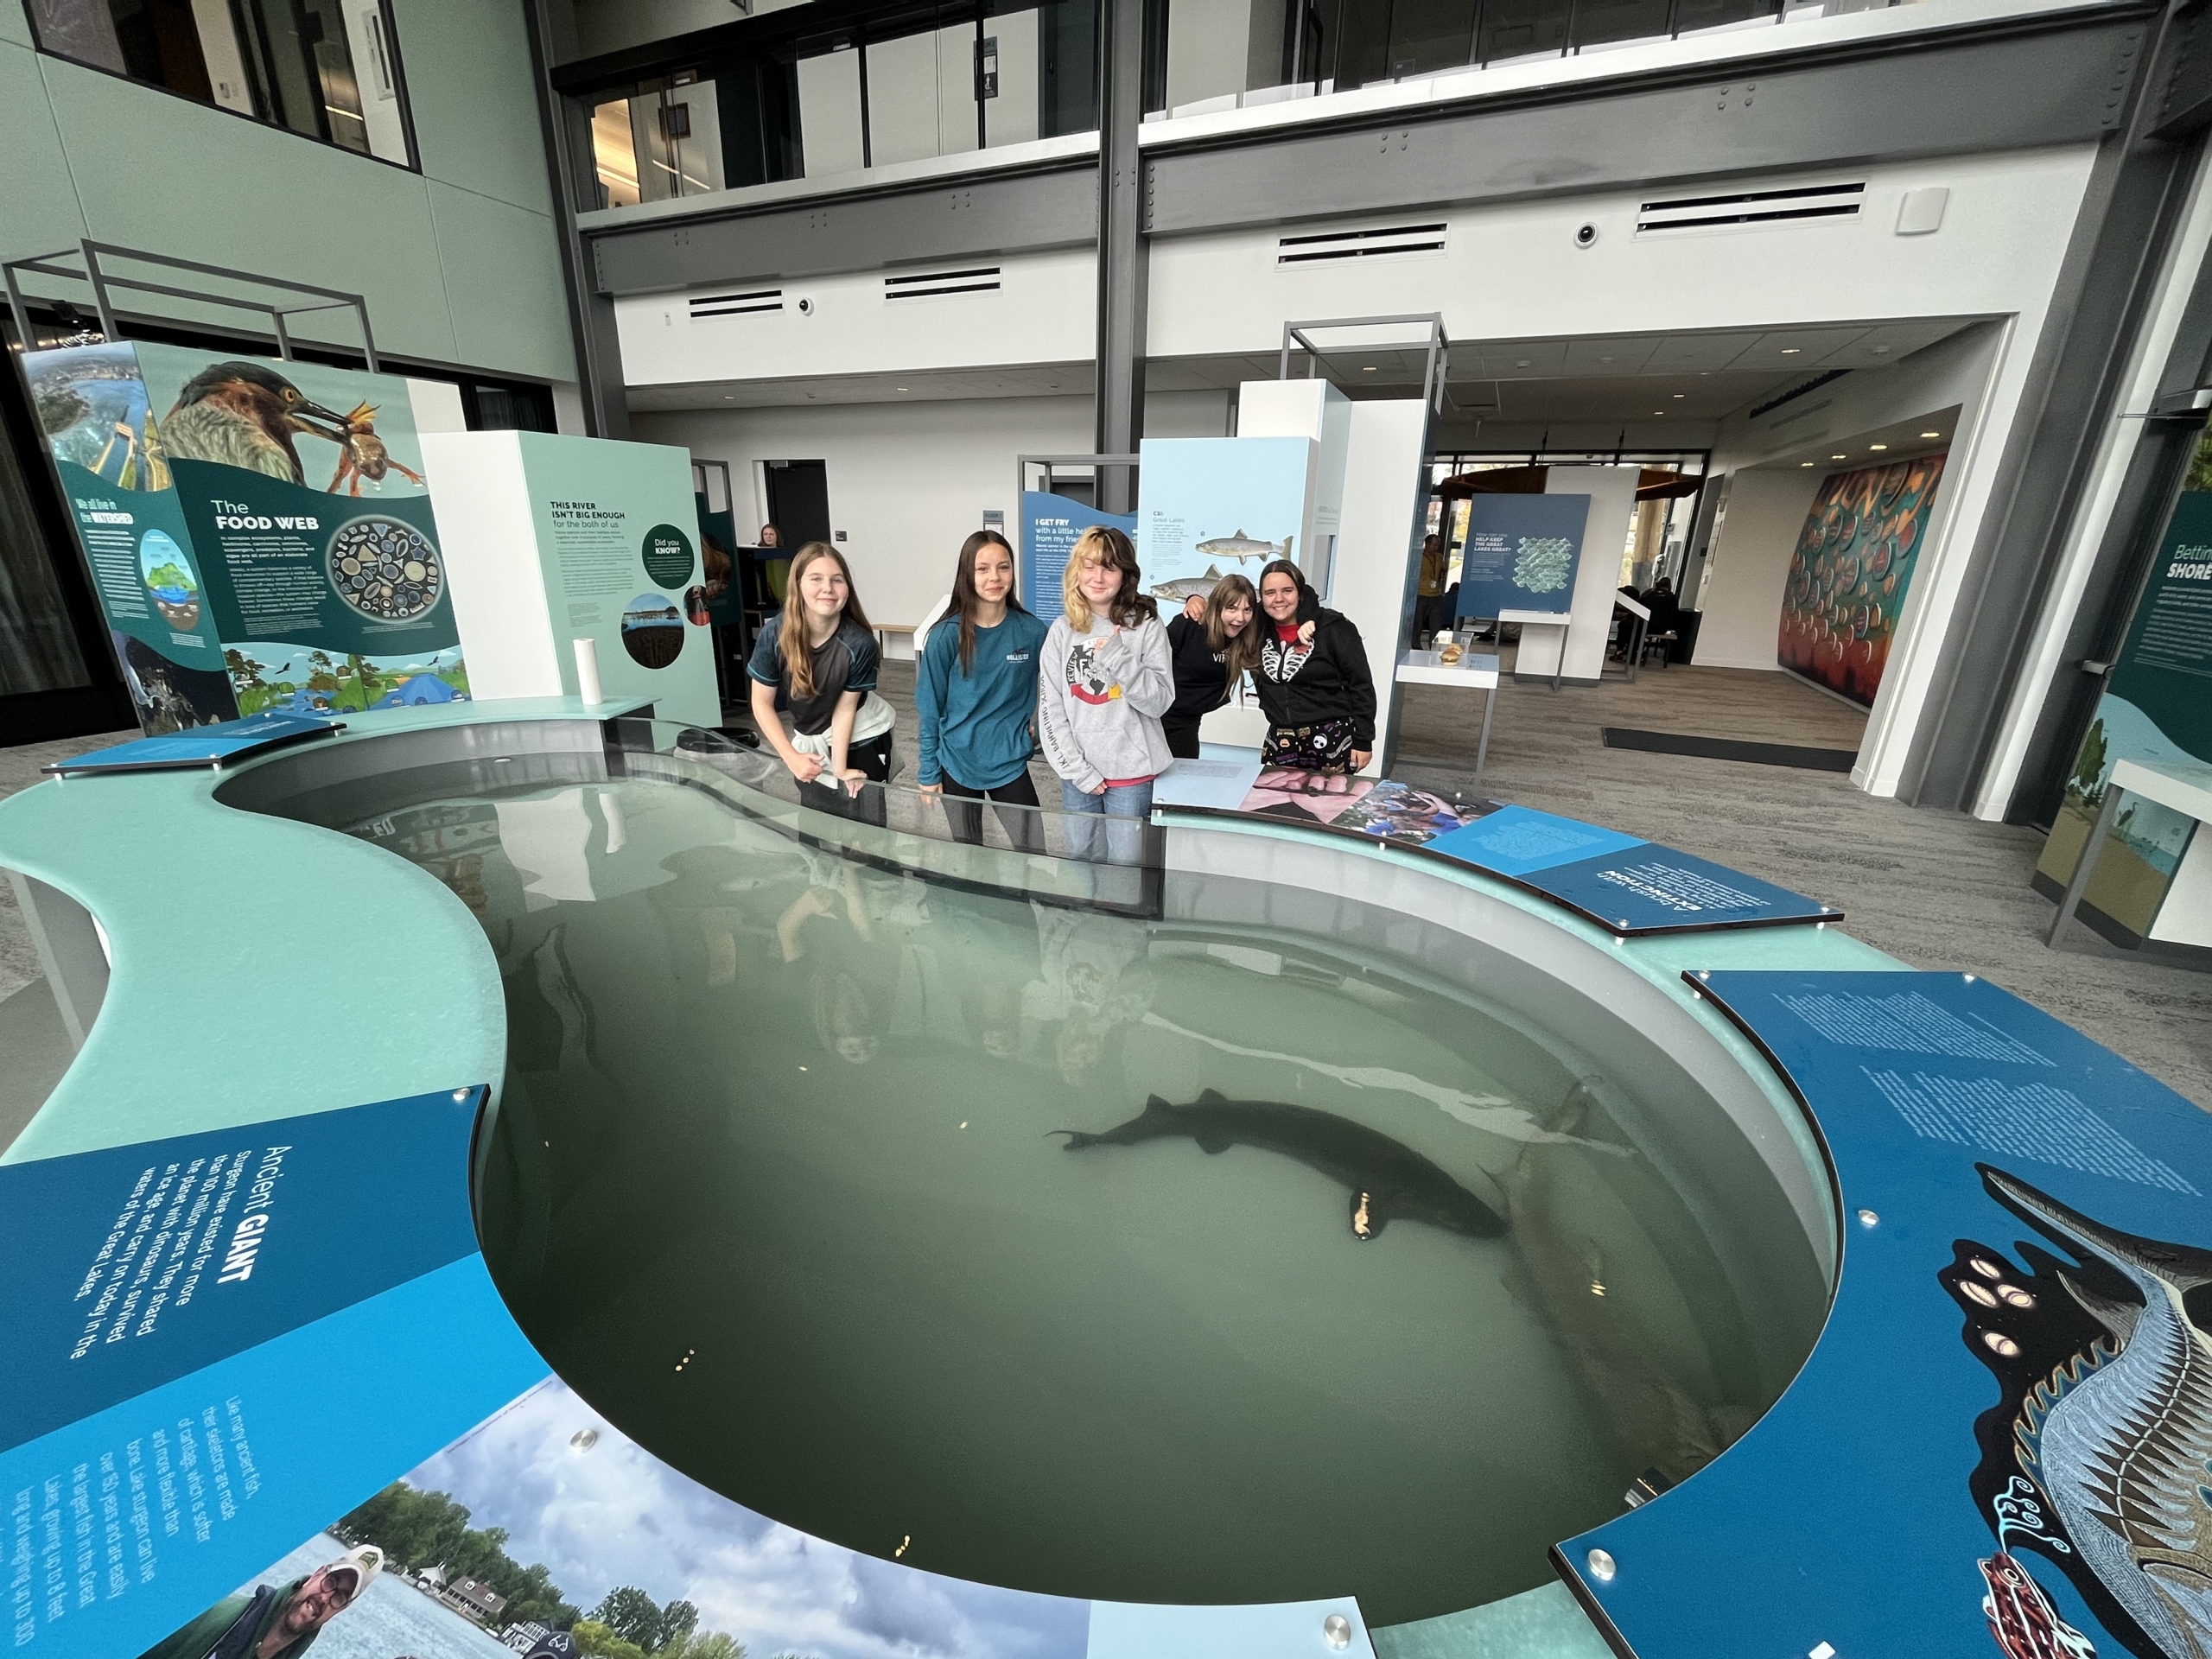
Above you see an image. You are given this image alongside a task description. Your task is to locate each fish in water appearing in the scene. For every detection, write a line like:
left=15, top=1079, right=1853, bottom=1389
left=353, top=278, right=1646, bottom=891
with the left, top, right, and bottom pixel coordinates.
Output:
left=1982, top=1165, right=2212, bottom=1659
left=1055, top=1090, right=1507, bottom=1240
left=1152, top=566, right=1224, bottom=605
left=1195, top=530, right=1293, bottom=563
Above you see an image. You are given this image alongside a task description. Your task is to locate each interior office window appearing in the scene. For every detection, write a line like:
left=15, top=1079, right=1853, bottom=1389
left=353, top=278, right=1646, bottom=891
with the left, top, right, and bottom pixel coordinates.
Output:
left=25, top=0, right=416, bottom=167
left=1569, top=0, right=1676, bottom=48
left=1475, top=0, right=1572, bottom=60
left=591, top=78, right=731, bottom=204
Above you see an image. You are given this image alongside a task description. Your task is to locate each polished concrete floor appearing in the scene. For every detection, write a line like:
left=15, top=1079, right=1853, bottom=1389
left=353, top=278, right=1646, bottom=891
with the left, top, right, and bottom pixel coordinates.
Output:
left=4, top=662, right=2207, bottom=1117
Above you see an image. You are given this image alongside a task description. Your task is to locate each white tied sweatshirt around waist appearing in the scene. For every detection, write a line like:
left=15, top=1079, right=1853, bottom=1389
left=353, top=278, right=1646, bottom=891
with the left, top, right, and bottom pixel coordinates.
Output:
left=1037, top=613, right=1176, bottom=793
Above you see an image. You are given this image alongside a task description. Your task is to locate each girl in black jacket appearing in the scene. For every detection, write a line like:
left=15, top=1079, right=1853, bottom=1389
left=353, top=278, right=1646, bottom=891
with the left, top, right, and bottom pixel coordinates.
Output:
left=1252, top=559, right=1376, bottom=786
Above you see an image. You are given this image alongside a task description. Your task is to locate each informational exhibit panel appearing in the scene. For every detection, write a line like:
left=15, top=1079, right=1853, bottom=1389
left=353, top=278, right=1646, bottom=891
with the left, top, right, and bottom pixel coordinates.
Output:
left=1020, top=491, right=1137, bottom=626
left=1565, top=969, right=2212, bottom=1659
left=1, top=1091, right=1371, bottom=1659
left=1777, top=454, right=1945, bottom=706
left=1453, top=495, right=1590, bottom=620
left=25, top=342, right=467, bottom=735
left=2036, top=487, right=2212, bottom=937
left=1136, top=435, right=1316, bottom=609
left=424, top=431, right=721, bottom=728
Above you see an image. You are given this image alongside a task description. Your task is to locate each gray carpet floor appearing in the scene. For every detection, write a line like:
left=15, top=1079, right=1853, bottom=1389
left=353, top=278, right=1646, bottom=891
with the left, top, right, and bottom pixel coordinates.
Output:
left=3, top=664, right=2204, bottom=1114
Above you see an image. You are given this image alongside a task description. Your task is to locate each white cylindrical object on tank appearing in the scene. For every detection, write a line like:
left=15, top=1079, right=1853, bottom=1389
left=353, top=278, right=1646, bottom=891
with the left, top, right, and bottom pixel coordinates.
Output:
left=574, top=637, right=603, bottom=706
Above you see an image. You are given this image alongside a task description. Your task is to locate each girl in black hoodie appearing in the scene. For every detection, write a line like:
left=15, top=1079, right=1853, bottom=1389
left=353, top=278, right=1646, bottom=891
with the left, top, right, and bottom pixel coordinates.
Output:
left=1251, top=558, right=1376, bottom=786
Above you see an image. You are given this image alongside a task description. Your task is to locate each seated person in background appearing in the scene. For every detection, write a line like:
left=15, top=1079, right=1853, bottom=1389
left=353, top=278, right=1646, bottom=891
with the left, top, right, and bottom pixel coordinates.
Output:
left=1637, top=577, right=1682, bottom=659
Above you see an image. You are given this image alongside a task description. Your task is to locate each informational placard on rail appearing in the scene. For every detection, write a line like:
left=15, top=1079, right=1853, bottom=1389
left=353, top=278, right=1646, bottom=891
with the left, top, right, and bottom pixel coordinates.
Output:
left=1563, top=969, right=2212, bottom=1659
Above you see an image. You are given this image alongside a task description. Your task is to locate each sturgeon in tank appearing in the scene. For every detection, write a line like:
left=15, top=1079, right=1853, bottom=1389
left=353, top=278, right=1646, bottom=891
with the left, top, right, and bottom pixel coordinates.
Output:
left=1056, top=1090, right=1508, bottom=1240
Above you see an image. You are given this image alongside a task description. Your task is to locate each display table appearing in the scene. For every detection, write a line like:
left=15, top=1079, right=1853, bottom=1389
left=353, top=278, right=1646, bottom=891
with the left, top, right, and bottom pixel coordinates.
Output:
left=1497, top=607, right=1571, bottom=690
left=1395, top=648, right=1501, bottom=779
left=2048, top=754, right=2212, bottom=947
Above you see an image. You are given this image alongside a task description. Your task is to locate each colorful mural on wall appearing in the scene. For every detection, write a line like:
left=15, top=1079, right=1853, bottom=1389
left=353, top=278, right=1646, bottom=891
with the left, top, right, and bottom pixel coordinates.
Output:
left=1777, top=454, right=1947, bottom=706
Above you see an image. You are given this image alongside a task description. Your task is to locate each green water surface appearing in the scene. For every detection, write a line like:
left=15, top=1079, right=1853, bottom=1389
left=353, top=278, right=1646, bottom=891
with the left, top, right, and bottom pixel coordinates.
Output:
left=353, top=776, right=1826, bottom=1625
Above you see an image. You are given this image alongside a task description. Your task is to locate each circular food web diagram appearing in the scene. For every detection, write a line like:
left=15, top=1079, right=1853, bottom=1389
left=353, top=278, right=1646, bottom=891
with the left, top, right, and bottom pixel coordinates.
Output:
left=329, top=517, right=442, bottom=621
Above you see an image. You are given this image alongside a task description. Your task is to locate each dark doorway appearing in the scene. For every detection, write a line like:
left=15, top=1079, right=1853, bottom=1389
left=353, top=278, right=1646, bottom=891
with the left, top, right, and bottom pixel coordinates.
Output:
left=764, top=459, right=830, bottom=547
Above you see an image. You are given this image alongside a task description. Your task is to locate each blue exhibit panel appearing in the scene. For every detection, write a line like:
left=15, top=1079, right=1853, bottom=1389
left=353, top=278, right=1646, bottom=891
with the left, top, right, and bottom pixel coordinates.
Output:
left=43, top=715, right=340, bottom=776
left=1560, top=970, right=2212, bottom=1659
left=1454, top=496, right=1590, bottom=620
left=1421, top=806, right=1834, bottom=933
left=0, top=1091, right=486, bottom=1454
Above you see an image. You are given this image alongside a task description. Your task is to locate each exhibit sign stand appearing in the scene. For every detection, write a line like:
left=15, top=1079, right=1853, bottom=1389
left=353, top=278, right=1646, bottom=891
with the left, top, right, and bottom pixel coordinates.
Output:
left=22, top=341, right=471, bottom=735
left=423, top=431, right=721, bottom=729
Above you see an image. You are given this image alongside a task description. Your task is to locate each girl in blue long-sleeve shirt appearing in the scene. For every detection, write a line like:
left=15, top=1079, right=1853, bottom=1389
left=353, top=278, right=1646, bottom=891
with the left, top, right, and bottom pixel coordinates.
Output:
left=916, top=531, right=1050, bottom=849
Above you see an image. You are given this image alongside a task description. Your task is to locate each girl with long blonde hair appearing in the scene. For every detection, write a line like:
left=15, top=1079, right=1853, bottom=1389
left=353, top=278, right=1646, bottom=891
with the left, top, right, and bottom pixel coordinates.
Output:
left=1035, top=525, right=1173, bottom=862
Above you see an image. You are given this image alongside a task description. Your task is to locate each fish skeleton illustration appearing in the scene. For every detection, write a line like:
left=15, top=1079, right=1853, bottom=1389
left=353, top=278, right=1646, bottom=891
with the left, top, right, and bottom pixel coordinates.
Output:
left=1152, top=566, right=1223, bottom=603
left=1983, top=1166, right=2212, bottom=1659
left=1056, top=1090, right=1507, bottom=1240
left=1195, top=530, right=1292, bottom=563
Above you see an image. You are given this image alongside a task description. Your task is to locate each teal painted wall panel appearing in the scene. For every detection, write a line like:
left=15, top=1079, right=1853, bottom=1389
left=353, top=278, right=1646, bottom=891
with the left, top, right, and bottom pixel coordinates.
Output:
left=0, top=3, right=32, bottom=48
left=429, top=180, right=572, bottom=382
left=396, top=0, right=557, bottom=217
left=2, top=10, right=574, bottom=387
left=41, top=54, right=463, bottom=365
left=0, top=42, right=90, bottom=252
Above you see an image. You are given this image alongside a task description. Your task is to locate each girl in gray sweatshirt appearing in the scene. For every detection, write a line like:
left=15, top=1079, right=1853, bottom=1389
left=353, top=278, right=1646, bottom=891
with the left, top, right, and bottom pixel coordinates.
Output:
left=1037, top=526, right=1175, bottom=862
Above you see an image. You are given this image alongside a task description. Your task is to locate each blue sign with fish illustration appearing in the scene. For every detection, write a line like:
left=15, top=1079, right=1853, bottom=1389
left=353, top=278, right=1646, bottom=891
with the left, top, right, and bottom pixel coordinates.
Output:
left=1560, top=969, right=2212, bottom=1659
left=1455, top=494, right=1592, bottom=620
left=1137, top=435, right=1313, bottom=607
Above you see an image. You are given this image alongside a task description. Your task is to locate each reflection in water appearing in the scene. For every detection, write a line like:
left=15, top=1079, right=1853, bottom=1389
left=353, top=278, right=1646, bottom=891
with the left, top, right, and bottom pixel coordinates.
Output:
left=352, top=778, right=1827, bottom=1625
left=1058, top=1090, right=1510, bottom=1240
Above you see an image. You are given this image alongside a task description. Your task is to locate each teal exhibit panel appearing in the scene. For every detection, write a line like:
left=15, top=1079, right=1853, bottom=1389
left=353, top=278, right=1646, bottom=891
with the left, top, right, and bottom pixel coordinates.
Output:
left=423, top=431, right=721, bottom=728
left=2036, top=489, right=2212, bottom=939
left=22, top=342, right=468, bottom=735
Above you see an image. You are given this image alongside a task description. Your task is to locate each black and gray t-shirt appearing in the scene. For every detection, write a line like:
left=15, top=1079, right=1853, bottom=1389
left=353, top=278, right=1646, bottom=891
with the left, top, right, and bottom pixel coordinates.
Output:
left=747, top=614, right=880, bottom=735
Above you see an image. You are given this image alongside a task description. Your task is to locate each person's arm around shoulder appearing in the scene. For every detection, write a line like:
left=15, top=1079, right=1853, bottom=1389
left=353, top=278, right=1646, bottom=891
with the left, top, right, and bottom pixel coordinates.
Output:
left=1034, top=620, right=1103, bottom=793
left=1328, top=613, right=1378, bottom=760
left=914, top=626, right=950, bottom=791
left=1122, top=615, right=1177, bottom=720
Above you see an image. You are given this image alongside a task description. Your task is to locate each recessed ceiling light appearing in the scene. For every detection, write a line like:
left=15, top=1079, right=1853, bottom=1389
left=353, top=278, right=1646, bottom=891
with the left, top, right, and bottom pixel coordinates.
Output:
left=1652, top=410, right=1664, bottom=416
left=1516, top=359, right=1530, bottom=368
left=1672, top=393, right=1685, bottom=399
left=1599, top=355, right=1614, bottom=363
left=1801, top=461, right=1815, bottom=467
left=1920, top=430, right=1942, bottom=438
left=1831, top=453, right=1847, bottom=460
left=1362, top=365, right=1377, bottom=372
left=1780, top=347, right=1801, bottom=355
left=896, top=386, right=908, bottom=391
left=1869, top=442, right=1888, bottom=451
left=1872, top=345, right=1891, bottom=354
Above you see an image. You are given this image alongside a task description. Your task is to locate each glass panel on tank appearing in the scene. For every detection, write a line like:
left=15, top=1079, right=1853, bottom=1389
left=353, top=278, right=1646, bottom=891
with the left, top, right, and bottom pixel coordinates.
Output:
left=347, top=772, right=1826, bottom=1627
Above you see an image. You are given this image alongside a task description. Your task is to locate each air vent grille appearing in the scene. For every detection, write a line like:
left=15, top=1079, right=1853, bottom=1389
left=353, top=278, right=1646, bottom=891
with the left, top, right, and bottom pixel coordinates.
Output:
left=884, top=266, right=1002, bottom=301
left=1276, top=223, right=1447, bottom=265
left=689, top=288, right=782, bottom=319
left=1635, top=182, right=1864, bottom=237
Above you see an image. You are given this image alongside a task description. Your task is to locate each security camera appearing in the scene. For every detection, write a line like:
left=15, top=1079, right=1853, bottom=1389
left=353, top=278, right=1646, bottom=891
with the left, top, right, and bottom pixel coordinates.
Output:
left=1574, top=223, right=1599, bottom=250
left=796, top=296, right=816, bottom=315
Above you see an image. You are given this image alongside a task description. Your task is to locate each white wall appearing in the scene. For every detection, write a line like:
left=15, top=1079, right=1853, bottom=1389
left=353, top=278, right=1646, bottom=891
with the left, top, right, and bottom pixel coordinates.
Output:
left=1148, top=148, right=2094, bottom=355
left=616, top=247, right=1096, bottom=385
left=631, top=391, right=1232, bottom=627
left=1694, top=467, right=1826, bottom=671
